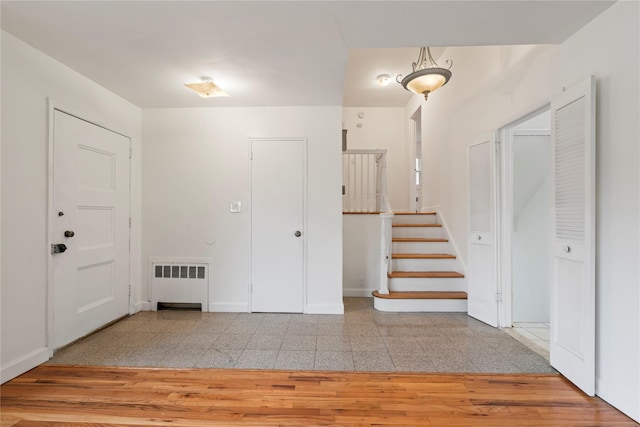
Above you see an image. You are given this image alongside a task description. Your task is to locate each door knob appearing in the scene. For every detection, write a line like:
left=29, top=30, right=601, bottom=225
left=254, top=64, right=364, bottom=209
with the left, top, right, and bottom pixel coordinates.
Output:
left=294, top=230, right=302, bottom=237
left=51, top=243, right=67, bottom=254
left=64, top=230, right=75, bottom=238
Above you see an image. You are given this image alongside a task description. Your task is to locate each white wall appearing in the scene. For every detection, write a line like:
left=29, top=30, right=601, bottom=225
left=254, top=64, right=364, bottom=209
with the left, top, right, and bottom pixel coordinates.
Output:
left=412, top=2, right=639, bottom=420
left=343, top=215, right=380, bottom=297
left=342, top=108, right=408, bottom=211
left=142, top=107, right=343, bottom=314
left=0, top=32, right=143, bottom=382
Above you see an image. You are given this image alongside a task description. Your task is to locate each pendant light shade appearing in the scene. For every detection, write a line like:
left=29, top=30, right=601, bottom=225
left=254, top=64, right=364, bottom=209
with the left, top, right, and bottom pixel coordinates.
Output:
left=184, top=76, right=229, bottom=98
left=397, top=47, right=452, bottom=100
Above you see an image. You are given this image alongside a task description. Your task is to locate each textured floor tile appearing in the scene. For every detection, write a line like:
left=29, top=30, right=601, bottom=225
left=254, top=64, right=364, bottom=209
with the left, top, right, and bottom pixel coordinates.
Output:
left=180, top=332, right=219, bottom=349
left=281, top=335, right=316, bottom=351
left=289, top=314, right=319, bottom=324
left=318, top=315, right=346, bottom=324
left=511, top=353, right=555, bottom=373
left=246, top=334, right=284, bottom=350
left=126, top=347, right=168, bottom=367
left=378, top=326, right=424, bottom=337
left=317, top=323, right=348, bottom=336
left=415, top=336, right=452, bottom=351
left=352, top=351, right=395, bottom=372
left=157, top=311, right=204, bottom=321
left=274, top=351, right=315, bottom=370
left=471, top=357, right=523, bottom=373
left=133, top=321, right=172, bottom=333
left=350, top=336, right=386, bottom=351
left=389, top=352, right=438, bottom=372
left=111, top=331, right=159, bottom=348
left=139, top=332, right=185, bottom=349
left=48, top=345, right=104, bottom=365
left=235, top=350, right=278, bottom=369
left=255, top=323, right=289, bottom=335
left=162, top=320, right=200, bottom=333
left=211, top=334, right=252, bottom=350
left=372, top=314, right=408, bottom=326
left=225, top=320, right=261, bottom=334
left=106, top=318, right=145, bottom=332
left=430, top=353, right=479, bottom=373
left=80, top=330, right=127, bottom=346
left=195, top=349, right=242, bottom=368
left=315, top=351, right=354, bottom=371
left=383, top=336, right=423, bottom=353
left=261, top=313, right=292, bottom=323
left=346, top=324, right=380, bottom=336
left=317, top=335, right=351, bottom=351
left=286, top=323, right=318, bottom=336
left=160, top=348, right=208, bottom=368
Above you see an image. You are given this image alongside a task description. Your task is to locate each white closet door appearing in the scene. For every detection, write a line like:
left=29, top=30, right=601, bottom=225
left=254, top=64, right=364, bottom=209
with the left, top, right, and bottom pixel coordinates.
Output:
left=550, top=76, right=596, bottom=395
left=467, top=138, right=498, bottom=327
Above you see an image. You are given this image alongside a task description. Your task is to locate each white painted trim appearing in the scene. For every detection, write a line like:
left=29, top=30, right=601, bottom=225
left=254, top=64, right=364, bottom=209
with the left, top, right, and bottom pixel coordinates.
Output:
left=249, top=137, right=308, bottom=314
left=343, top=288, right=376, bottom=297
left=304, top=303, right=344, bottom=315
left=597, top=376, right=640, bottom=423
left=373, top=297, right=467, bottom=312
left=135, top=301, right=150, bottom=312
left=1, top=347, right=49, bottom=384
left=208, top=302, right=250, bottom=313
left=436, top=210, right=467, bottom=274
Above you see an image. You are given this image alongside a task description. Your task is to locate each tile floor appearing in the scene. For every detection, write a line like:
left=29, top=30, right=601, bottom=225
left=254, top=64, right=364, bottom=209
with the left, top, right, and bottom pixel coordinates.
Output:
left=48, top=298, right=555, bottom=374
left=506, top=322, right=550, bottom=360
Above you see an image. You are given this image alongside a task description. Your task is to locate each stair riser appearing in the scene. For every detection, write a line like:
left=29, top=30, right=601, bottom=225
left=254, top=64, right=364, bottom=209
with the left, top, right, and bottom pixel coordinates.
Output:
left=392, top=227, right=443, bottom=239
left=374, top=297, right=467, bottom=313
left=392, top=258, right=459, bottom=271
left=392, top=241, right=450, bottom=253
left=389, top=277, right=467, bottom=292
left=392, top=215, right=437, bottom=225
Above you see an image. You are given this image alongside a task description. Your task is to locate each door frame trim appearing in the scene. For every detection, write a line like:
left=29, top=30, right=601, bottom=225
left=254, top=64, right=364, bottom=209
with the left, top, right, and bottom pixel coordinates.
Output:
left=46, top=99, right=132, bottom=355
left=248, top=137, right=308, bottom=313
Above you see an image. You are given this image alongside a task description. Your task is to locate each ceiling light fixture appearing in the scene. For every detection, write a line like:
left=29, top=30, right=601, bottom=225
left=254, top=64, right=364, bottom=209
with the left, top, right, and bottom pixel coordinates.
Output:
left=184, top=76, right=229, bottom=98
left=376, top=74, right=391, bottom=87
left=397, top=47, right=452, bottom=100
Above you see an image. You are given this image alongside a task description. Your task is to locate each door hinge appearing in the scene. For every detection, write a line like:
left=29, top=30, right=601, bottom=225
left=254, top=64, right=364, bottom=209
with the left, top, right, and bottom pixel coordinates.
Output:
left=129, top=284, right=132, bottom=297
left=129, top=217, right=132, bottom=228
left=495, top=293, right=503, bottom=302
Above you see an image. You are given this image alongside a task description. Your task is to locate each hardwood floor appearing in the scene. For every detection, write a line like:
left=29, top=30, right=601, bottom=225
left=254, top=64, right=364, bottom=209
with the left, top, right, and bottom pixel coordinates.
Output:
left=1, top=366, right=637, bottom=426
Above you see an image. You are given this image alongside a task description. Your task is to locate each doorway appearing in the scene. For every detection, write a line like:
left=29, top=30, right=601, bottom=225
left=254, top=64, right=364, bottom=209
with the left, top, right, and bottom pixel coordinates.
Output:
left=410, top=107, right=422, bottom=212
left=499, top=109, right=551, bottom=342
left=50, top=109, right=131, bottom=350
left=250, top=138, right=306, bottom=313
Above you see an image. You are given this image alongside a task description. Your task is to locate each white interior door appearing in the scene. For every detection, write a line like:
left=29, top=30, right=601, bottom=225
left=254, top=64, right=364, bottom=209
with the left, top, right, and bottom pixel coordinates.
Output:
left=52, top=110, right=130, bottom=349
left=467, top=138, right=499, bottom=327
left=251, top=138, right=305, bottom=313
left=550, top=76, right=596, bottom=395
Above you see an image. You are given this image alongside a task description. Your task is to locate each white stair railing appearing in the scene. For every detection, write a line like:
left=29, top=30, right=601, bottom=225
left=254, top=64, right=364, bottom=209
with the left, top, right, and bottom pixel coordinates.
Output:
left=342, top=149, right=388, bottom=213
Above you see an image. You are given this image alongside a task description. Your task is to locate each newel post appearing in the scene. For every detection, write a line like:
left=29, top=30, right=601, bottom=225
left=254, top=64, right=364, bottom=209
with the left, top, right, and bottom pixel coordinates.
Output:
left=379, top=212, right=394, bottom=295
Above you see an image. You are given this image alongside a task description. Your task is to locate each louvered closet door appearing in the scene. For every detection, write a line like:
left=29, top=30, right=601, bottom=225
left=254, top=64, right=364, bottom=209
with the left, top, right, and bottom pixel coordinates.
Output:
left=467, top=137, right=498, bottom=327
left=550, top=76, right=596, bottom=396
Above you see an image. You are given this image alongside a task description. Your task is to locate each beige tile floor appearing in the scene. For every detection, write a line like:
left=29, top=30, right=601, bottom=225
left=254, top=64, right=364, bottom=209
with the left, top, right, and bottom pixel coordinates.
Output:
left=48, top=298, right=555, bottom=374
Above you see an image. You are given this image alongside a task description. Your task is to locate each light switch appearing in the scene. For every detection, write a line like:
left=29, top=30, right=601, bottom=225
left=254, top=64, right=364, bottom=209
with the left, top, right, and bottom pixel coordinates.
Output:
left=230, top=201, right=242, bottom=213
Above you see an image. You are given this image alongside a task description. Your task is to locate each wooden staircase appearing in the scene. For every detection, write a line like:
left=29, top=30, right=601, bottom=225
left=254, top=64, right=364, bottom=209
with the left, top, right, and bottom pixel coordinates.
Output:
left=372, top=212, right=467, bottom=312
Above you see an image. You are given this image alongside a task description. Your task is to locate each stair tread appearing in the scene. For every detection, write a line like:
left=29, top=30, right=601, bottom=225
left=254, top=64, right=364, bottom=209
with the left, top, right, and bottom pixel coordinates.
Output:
left=392, top=253, right=456, bottom=259
left=372, top=291, right=468, bottom=300
left=392, top=238, right=449, bottom=242
left=392, top=223, right=442, bottom=227
left=393, top=212, right=436, bottom=215
left=388, top=271, right=465, bottom=278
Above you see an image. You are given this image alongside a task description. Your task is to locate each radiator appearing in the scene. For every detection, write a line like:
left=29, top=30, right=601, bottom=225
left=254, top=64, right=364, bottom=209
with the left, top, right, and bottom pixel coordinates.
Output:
left=149, top=258, right=211, bottom=311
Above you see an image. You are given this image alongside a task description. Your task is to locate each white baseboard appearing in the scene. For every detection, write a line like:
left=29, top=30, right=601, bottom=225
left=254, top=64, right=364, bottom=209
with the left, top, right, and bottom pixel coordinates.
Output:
left=305, top=303, right=344, bottom=314
left=134, top=301, right=151, bottom=312
left=373, top=297, right=467, bottom=312
left=596, top=376, right=640, bottom=423
left=1, top=347, right=49, bottom=384
left=343, top=288, right=376, bottom=297
left=208, top=302, right=250, bottom=312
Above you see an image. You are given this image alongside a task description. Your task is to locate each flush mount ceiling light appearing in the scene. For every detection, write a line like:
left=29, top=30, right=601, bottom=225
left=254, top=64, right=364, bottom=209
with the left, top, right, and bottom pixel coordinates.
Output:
left=184, top=76, right=229, bottom=98
left=376, top=74, right=391, bottom=87
left=397, top=47, right=452, bottom=100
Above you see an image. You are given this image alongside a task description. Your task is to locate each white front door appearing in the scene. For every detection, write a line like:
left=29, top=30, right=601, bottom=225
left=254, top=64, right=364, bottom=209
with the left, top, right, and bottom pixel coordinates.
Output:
left=251, top=138, right=305, bottom=313
left=550, top=76, right=596, bottom=395
left=467, top=137, right=499, bottom=327
left=51, top=110, right=130, bottom=349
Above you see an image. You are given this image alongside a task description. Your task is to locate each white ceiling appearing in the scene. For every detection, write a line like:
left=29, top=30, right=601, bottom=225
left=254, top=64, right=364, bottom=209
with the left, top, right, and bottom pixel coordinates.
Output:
left=1, top=1, right=615, bottom=108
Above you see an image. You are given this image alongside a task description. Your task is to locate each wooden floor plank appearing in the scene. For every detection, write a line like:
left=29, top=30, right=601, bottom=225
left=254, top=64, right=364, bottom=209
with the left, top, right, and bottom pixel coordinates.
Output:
left=1, top=366, right=636, bottom=426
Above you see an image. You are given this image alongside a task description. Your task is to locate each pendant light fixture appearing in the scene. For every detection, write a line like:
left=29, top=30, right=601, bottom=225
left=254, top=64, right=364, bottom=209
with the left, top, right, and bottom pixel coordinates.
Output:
left=397, top=47, right=452, bottom=100
left=184, top=76, right=229, bottom=98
